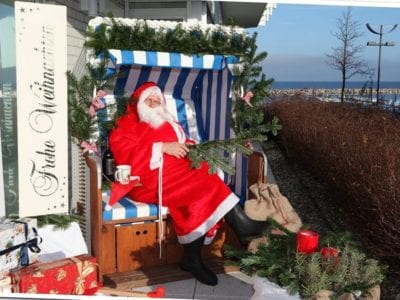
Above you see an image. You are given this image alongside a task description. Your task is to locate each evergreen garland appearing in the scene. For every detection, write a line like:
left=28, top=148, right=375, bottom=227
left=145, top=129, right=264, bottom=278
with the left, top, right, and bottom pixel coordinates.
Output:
left=85, top=17, right=252, bottom=56
left=224, top=220, right=386, bottom=299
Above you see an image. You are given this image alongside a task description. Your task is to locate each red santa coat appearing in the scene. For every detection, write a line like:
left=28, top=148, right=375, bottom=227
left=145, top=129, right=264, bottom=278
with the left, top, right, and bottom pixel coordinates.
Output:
left=110, top=112, right=239, bottom=244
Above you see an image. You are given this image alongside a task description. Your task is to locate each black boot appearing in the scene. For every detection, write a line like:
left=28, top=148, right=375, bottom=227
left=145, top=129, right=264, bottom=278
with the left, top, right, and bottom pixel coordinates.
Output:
left=225, top=203, right=271, bottom=244
left=180, top=236, right=218, bottom=286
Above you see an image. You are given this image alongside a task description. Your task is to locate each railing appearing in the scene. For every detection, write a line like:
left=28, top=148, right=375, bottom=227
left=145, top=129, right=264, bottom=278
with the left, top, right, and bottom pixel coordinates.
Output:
left=269, top=88, right=400, bottom=118
left=70, top=47, right=91, bottom=251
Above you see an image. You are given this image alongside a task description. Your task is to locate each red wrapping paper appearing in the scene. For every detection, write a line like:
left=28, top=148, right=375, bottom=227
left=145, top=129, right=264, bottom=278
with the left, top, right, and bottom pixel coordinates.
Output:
left=11, top=254, right=98, bottom=295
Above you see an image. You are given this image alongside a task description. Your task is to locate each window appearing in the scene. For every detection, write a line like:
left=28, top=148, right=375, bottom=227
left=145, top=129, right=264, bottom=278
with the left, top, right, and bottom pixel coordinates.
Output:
left=0, top=0, right=18, bottom=216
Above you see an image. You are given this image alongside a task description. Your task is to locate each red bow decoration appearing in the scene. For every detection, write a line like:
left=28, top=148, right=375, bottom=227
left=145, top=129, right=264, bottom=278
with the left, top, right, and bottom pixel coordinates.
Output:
left=206, top=221, right=222, bottom=238
left=245, top=140, right=254, bottom=150
left=240, top=91, right=254, bottom=107
left=80, top=141, right=98, bottom=154
left=88, top=90, right=107, bottom=117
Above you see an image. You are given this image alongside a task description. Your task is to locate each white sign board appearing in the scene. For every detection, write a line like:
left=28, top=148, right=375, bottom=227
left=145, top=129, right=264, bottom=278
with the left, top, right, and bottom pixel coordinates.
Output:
left=15, top=2, right=68, bottom=217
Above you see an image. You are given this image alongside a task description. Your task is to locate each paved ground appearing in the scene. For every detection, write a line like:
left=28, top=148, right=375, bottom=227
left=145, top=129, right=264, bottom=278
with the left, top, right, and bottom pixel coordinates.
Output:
left=132, top=271, right=255, bottom=299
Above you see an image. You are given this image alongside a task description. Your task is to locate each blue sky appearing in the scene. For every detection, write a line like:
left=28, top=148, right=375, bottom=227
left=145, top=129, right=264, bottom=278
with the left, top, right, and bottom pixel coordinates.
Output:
left=248, top=4, right=400, bottom=82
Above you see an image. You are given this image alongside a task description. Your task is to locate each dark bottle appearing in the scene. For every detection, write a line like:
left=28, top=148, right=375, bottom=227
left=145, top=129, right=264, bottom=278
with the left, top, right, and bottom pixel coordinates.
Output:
left=102, top=135, right=115, bottom=182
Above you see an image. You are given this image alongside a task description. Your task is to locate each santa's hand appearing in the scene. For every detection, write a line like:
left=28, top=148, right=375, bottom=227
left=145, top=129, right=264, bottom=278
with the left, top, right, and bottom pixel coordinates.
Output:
left=162, top=142, right=189, bottom=158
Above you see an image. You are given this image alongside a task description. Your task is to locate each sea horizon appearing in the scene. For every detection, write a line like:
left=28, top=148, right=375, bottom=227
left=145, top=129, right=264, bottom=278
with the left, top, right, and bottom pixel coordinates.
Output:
left=271, top=81, right=400, bottom=90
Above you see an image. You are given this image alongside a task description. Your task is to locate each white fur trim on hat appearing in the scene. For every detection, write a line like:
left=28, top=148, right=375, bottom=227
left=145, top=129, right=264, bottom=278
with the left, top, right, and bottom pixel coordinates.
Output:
left=138, top=86, right=165, bottom=104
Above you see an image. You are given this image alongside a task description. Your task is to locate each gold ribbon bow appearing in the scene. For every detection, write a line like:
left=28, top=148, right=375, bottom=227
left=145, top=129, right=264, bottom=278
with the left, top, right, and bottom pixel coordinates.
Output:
left=71, top=257, right=95, bottom=295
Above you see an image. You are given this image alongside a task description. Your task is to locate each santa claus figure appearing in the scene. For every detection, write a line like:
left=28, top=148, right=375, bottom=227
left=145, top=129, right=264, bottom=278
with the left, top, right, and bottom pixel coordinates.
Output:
left=110, top=81, right=270, bottom=286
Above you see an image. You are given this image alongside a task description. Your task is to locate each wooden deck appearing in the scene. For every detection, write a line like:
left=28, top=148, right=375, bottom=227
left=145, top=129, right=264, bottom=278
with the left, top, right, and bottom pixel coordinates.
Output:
left=102, top=259, right=240, bottom=290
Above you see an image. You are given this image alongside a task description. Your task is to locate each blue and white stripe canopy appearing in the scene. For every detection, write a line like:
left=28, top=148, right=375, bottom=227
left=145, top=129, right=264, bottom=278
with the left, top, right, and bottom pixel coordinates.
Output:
left=95, top=49, right=248, bottom=203
left=106, top=49, right=238, bottom=72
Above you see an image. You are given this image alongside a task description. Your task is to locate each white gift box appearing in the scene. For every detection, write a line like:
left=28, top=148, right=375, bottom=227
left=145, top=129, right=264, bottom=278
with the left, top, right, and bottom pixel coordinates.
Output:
left=0, top=218, right=40, bottom=277
left=37, top=221, right=88, bottom=262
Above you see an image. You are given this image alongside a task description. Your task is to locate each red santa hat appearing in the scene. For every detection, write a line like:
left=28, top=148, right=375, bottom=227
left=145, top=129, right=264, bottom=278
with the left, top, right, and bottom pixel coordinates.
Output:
left=132, top=82, right=165, bottom=104
left=127, top=82, right=165, bottom=116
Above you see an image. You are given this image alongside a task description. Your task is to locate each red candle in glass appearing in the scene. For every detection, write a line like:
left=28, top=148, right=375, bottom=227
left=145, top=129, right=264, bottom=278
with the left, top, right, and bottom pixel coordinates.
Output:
left=296, top=230, right=319, bottom=253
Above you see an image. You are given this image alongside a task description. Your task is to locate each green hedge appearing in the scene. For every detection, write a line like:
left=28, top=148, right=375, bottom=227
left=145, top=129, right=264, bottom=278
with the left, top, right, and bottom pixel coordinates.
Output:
left=264, top=97, right=400, bottom=268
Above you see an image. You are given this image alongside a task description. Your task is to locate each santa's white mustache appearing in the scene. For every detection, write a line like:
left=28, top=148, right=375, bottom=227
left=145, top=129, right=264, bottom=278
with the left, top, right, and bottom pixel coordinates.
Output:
left=137, top=102, right=176, bottom=128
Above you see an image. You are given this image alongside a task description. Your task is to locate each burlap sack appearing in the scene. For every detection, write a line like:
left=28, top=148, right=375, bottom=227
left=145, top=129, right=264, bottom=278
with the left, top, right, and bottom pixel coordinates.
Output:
left=247, top=236, right=269, bottom=254
left=312, top=290, right=334, bottom=300
left=312, top=285, right=380, bottom=300
left=245, top=183, right=302, bottom=233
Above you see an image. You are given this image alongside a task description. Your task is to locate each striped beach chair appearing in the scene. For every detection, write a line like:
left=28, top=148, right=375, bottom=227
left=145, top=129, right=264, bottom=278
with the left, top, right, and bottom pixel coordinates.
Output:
left=85, top=49, right=267, bottom=282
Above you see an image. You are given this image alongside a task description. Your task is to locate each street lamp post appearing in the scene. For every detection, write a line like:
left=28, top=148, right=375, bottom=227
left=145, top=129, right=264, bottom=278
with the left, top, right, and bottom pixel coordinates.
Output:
left=366, top=24, right=397, bottom=102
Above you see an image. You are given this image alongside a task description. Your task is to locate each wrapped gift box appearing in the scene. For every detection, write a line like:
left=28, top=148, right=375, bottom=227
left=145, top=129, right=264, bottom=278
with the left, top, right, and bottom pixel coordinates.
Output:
left=37, top=221, right=88, bottom=262
left=11, top=254, right=98, bottom=295
left=0, top=218, right=40, bottom=277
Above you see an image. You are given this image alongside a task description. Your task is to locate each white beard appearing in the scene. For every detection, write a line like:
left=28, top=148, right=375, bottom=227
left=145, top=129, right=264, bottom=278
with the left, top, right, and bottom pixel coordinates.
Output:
left=137, top=101, right=176, bottom=128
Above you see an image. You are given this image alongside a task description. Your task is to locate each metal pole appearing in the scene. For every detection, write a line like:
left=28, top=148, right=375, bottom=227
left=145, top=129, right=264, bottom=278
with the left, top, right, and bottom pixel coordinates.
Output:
left=376, top=25, right=382, bottom=101
left=366, top=23, right=397, bottom=103
left=124, top=0, right=129, bottom=18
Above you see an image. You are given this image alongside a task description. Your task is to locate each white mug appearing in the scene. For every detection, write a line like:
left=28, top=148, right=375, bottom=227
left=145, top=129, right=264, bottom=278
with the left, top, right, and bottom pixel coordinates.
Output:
left=114, top=165, right=131, bottom=185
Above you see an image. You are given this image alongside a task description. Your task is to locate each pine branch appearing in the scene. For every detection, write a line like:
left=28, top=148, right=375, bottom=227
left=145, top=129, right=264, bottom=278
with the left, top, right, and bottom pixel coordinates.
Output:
left=67, top=59, right=120, bottom=145
left=266, top=217, right=295, bottom=236
left=187, top=138, right=253, bottom=175
left=36, top=214, right=83, bottom=230
left=67, top=71, right=96, bottom=142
